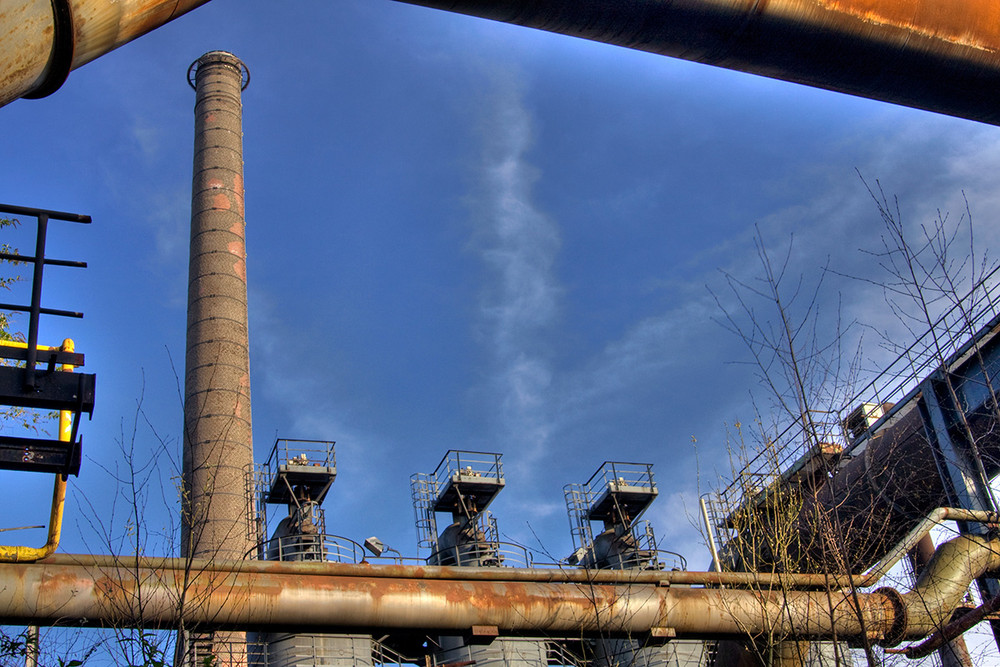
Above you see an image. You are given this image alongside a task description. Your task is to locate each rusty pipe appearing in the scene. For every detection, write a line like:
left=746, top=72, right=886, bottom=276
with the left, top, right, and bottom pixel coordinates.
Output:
left=0, top=532, right=988, bottom=642
left=0, top=0, right=211, bottom=107
left=879, top=533, right=1000, bottom=659
left=855, top=508, right=1000, bottom=588
left=3, top=0, right=1000, bottom=127
left=0, top=555, right=899, bottom=640
left=903, top=533, right=1000, bottom=636
left=1, top=533, right=993, bottom=642
left=890, top=590, right=1000, bottom=659
left=394, top=0, right=1000, bottom=127
left=16, top=552, right=873, bottom=589
left=14, top=506, right=988, bottom=590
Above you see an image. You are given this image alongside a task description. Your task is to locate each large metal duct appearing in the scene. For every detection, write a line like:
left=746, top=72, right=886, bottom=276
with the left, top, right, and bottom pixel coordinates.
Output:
left=0, top=0, right=210, bottom=107
left=3, top=532, right=998, bottom=643
left=181, top=51, right=254, bottom=563
left=4, top=1, right=1000, bottom=126
left=394, top=0, right=1000, bottom=127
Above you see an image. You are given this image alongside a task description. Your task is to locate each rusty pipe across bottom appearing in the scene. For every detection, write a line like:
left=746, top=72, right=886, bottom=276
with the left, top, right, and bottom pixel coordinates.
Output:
left=0, top=556, right=898, bottom=640
left=7, top=532, right=996, bottom=642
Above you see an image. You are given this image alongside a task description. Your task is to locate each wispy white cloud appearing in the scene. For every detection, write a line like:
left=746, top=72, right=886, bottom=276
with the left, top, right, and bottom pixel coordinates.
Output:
left=472, top=71, right=561, bottom=475
left=555, top=295, right=717, bottom=422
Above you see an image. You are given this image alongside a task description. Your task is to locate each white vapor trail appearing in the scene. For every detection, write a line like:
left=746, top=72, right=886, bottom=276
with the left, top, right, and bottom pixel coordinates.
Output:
left=474, top=74, right=561, bottom=474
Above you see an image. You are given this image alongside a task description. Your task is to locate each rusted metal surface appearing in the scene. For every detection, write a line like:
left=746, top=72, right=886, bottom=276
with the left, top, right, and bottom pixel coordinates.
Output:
left=0, top=556, right=890, bottom=639
left=69, top=0, right=209, bottom=67
left=0, top=2, right=55, bottom=107
left=0, top=0, right=210, bottom=106
left=3, top=0, right=1000, bottom=124
left=16, top=552, right=879, bottom=589
left=903, top=533, right=1000, bottom=636
left=3, top=532, right=995, bottom=641
left=30, top=508, right=992, bottom=589
left=395, top=0, right=1000, bottom=126
left=891, top=590, right=1000, bottom=659
left=906, top=532, right=975, bottom=667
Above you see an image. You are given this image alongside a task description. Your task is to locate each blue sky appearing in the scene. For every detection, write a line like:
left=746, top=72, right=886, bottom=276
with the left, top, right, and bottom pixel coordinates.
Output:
left=4, top=0, right=1000, bottom=582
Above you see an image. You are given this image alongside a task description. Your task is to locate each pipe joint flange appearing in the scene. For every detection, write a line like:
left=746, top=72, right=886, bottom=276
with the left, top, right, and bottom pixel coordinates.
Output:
left=24, top=0, right=75, bottom=99
left=873, top=586, right=908, bottom=647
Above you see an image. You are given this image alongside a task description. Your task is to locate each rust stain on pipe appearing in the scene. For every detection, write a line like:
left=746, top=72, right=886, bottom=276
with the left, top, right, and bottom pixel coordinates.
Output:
left=818, top=0, right=1000, bottom=51
left=3, top=0, right=1000, bottom=124
left=0, top=531, right=989, bottom=644
left=0, top=1, right=57, bottom=106
left=8, top=535, right=996, bottom=643
left=69, top=0, right=211, bottom=67
left=0, top=558, right=892, bottom=639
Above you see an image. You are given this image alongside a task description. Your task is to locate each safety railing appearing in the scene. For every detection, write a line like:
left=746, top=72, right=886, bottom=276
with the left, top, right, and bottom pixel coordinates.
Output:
left=584, top=461, right=655, bottom=495
left=428, top=540, right=532, bottom=568
left=431, top=449, right=504, bottom=489
left=705, top=260, right=1000, bottom=563
left=546, top=641, right=588, bottom=667
left=262, top=438, right=336, bottom=476
left=410, top=471, right=439, bottom=551
left=839, top=263, right=1000, bottom=447
left=250, top=533, right=366, bottom=564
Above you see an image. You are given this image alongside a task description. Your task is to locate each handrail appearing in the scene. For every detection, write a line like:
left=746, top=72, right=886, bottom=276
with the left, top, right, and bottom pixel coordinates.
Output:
left=249, top=533, right=366, bottom=564
left=428, top=540, right=531, bottom=568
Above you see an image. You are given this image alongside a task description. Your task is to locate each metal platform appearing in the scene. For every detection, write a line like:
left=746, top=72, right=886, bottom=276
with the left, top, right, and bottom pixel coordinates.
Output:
left=261, top=439, right=337, bottom=505
left=428, top=451, right=505, bottom=515
left=582, top=462, right=658, bottom=522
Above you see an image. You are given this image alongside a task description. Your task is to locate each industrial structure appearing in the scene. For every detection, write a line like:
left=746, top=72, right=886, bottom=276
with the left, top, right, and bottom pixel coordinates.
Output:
left=248, top=438, right=377, bottom=667
left=7, top=1, right=1000, bottom=666
left=182, top=50, right=254, bottom=564
left=702, top=268, right=1000, bottom=665
left=412, top=451, right=549, bottom=667
left=176, top=50, right=254, bottom=666
left=564, top=462, right=705, bottom=667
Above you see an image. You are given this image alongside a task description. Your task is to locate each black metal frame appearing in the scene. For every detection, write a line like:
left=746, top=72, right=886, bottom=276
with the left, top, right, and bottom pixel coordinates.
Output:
left=0, top=204, right=93, bottom=476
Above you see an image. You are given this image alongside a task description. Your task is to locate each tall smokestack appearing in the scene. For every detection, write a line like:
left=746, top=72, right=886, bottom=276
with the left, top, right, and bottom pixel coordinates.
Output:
left=182, top=50, right=253, bottom=563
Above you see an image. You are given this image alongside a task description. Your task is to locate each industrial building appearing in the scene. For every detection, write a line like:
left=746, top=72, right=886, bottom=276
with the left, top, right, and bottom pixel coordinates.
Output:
left=5, top=2, right=1000, bottom=667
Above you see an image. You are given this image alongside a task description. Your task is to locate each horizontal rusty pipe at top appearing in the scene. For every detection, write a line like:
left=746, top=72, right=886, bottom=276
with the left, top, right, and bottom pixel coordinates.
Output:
left=394, top=0, right=1000, bottom=126
left=0, top=0, right=211, bottom=107
left=3, top=0, right=1000, bottom=126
